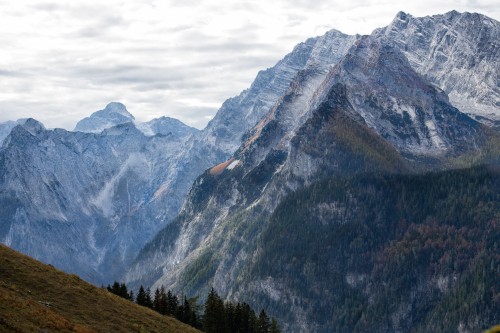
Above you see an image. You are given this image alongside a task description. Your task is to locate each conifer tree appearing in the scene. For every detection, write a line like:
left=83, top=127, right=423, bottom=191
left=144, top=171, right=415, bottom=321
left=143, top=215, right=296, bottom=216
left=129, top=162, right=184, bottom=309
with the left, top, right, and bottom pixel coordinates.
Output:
left=176, top=296, right=187, bottom=323
left=112, top=281, right=120, bottom=293
left=240, top=302, right=256, bottom=333
left=166, top=289, right=179, bottom=316
left=234, top=302, right=243, bottom=332
left=158, top=286, right=167, bottom=315
left=153, top=288, right=161, bottom=313
left=106, top=281, right=132, bottom=301
left=225, top=301, right=236, bottom=333
left=145, top=287, right=153, bottom=309
left=249, top=307, right=257, bottom=333
left=270, top=317, right=281, bottom=333
left=257, top=309, right=270, bottom=333
left=187, top=296, right=202, bottom=329
left=204, top=288, right=225, bottom=333
left=136, top=285, right=147, bottom=306
left=119, top=283, right=128, bottom=298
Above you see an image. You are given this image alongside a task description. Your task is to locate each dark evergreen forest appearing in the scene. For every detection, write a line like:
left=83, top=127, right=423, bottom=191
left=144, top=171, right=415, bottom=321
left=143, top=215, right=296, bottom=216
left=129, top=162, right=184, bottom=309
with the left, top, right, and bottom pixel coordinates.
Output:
left=106, top=282, right=281, bottom=333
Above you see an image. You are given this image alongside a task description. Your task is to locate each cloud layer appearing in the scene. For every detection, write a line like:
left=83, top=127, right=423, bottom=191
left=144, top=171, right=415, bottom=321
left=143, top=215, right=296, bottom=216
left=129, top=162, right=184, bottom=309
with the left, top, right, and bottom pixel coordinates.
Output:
left=0, top=0, right=498, bottom=129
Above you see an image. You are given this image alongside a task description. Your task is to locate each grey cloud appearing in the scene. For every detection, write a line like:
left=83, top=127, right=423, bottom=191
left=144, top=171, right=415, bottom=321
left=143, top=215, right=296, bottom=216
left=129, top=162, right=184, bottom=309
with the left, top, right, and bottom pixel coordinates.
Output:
left=68, top=13, right=127, bottom=38
left=163, top=0, right=201, bottom=8
left=120, top=46, right=172, bottom=55
left=62, top=47, right=281, bottom=85
left=170, top=105, right=218, bottom=128
left=163, top=25, right=194, bottom=33
left=226, top=2, right=262, bottom=12
left=0, top=100, right=62, bottom=128
left=287, top=14, right=309, bottom=28
left=31, top=2, right=130, bottom=40
left=283, top=0, right=332, bottom=10
left=176, top=40, right=276, bottom=53
left=0, top=70, right=30, bottom=78
left=132, top=82, right=174, bottom=92
left=465, top=0, right=500, bottom=12
left=170, top=31, right=285, bottom=58
left=226, top=22, right=265, bottom=36
left=74, top=26, right=108, bottom=38
left=65, top=65, right=176, bottom=85
left=30, top=2, right=123, bottom=21
left=62, top=4, right=117, bottom=19
left=31, top=2, right=66, bottom=12
left=173, top=23, right=271, bottom=49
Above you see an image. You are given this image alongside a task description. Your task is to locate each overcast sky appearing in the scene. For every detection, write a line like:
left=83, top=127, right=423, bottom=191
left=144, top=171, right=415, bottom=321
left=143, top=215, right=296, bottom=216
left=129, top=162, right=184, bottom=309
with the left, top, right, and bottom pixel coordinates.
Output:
left=0, top=0, right=498, bottom=130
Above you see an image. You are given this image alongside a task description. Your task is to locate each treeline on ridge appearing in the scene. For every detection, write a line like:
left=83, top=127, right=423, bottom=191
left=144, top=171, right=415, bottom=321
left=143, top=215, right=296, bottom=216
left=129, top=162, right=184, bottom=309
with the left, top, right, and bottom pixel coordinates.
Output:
left=105, top=282, right=281, bottom=333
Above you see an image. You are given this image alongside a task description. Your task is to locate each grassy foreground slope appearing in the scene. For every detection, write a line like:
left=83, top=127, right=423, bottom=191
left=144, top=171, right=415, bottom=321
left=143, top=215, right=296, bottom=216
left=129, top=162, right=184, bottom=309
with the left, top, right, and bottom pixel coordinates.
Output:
left=0, top=244, right=200, bottom=333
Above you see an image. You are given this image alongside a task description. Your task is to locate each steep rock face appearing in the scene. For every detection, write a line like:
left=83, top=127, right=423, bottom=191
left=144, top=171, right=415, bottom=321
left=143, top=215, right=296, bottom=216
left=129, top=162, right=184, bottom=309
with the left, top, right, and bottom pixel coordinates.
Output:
left=164, top=30, right=359, bottom=211
left=125, top=34, right=495, bottom=332
left=139, top=116, right=198, bottom=137
left=123, top=31, right=359, bottom=286
left=121, top=29, right=361, bottom=256
left=0, top=117, right=199, bottom=283
left=0, top=119, right=27, bottom=146
left=0, top=30, right=359, bottom=285
left=74, top=102, right=135, bottom=133
left=326, top=36, right=483, bottom=156
left=198, top=29, right=358, bottom=156
left=373, top=11, right=500, bottom=127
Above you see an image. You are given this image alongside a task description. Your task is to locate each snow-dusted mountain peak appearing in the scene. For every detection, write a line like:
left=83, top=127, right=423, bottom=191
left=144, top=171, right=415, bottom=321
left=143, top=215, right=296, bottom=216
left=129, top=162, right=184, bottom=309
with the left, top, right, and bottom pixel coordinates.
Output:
left=19, top=118, right=46, bottom=135
left=103, top=102, right=133, bottom=118
left=374, top=10, right=500, bottom=127
left=74, top=102, right=135, bottom=133
left=327, top=35, right=481, bottom=155
left=74, top=102, right=198, bottom=138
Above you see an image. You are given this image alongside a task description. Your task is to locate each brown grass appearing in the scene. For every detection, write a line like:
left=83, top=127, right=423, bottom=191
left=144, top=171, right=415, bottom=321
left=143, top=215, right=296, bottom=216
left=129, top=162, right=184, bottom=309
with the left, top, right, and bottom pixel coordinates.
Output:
left=0, top=244, right=201, bottom=333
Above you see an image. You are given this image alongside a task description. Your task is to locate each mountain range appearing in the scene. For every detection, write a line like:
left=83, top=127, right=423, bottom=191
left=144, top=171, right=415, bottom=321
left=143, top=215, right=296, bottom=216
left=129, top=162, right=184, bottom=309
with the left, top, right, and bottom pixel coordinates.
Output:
left=0, top=10, right=499, bottom=333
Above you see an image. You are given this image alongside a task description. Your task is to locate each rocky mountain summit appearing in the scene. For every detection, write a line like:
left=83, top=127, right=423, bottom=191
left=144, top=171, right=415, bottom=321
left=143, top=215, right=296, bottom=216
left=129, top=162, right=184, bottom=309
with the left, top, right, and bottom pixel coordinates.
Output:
left=126, top=11, right=500, bottom=333
left=74, top=102, right=136, bottom=133
left=374, top=10, right=500, bottom=127
left=0, top=119, right=27, bottom=145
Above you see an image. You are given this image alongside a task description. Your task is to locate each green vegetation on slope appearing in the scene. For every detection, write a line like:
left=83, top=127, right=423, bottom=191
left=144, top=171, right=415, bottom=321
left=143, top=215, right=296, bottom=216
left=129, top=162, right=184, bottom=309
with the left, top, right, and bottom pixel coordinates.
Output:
left=247, top=165, right=499, bottom=333
left=0, top=244, right=200, bottom=333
